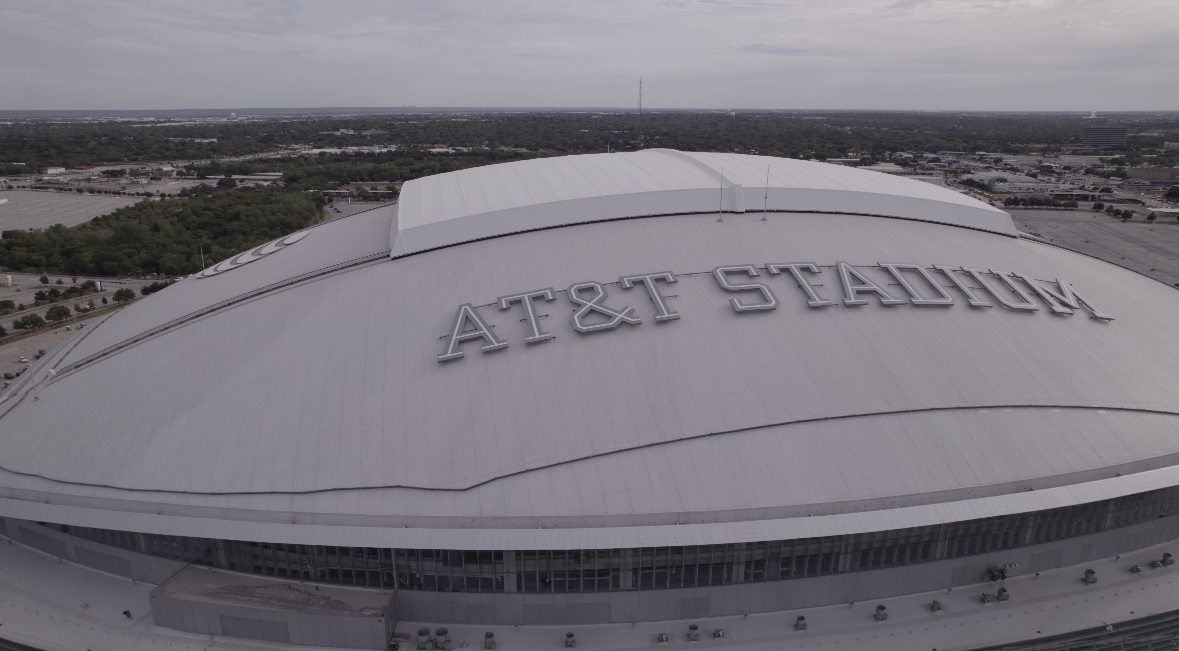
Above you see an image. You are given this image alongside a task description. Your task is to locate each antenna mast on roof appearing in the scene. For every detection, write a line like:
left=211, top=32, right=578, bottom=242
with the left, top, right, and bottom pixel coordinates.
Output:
left=762, top=165, right=770, bottom=221
left=717, top=167, right=724, bottom=222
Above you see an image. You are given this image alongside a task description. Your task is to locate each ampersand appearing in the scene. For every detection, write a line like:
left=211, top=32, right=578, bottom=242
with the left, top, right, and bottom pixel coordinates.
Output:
left=567, top=281, right=642, bottom=333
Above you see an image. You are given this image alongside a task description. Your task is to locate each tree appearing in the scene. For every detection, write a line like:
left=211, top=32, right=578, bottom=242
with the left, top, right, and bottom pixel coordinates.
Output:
left=113, top=288, right=136, bottom=303
left=13, top=314, right=46, bottom=330
left=217, top=176, right=238, bottom=188
left=1167, top=186, right=1179, bottom=199
left=45, top=305, right=71, bottom=322
left=1093, top=202, right=1105, bottom=211
left=101, top=297, right=108, bottom=305
left=141, top=280, right=174, bottom=296
left=0, top=299, right=14, bottom=314
left=0, top=325, right=6, bottom=338
left=39, top=275, right=48, bottom=284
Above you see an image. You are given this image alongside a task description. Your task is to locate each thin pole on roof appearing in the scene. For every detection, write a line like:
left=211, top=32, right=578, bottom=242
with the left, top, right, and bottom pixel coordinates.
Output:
left=717, top=168, right=724, bottom=222
left=762, top=165, right=770, bottom=221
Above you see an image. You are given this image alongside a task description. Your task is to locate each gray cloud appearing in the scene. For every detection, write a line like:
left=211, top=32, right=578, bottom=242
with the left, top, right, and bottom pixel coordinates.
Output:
left=0, top=0, right=1175, bottom=110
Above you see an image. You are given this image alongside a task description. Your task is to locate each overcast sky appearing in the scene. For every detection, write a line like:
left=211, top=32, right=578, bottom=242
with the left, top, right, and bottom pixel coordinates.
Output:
left=1, top=0, right=1175, bottom=111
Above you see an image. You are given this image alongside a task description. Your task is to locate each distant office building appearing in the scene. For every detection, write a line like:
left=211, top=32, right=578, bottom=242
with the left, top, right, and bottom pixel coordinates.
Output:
left=1126, top=168, right=1179, bottom=181
left=856, top=162, right=944, bottom=181
left=994, top=182, right=1066, bottom=193
left=1083, top=126, right=1128, bottom=147
left=1119, top=179, right=1176, bottom=192
left=1164, top=142, right=1179, bottom=151
left=1057, top=155, right=1112, bottom=167
left=961, top=172, right=1039, bottom=186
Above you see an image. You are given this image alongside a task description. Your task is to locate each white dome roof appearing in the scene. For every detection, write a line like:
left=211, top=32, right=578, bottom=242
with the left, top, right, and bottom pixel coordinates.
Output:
left=1, top=152, right=1177, bottom=550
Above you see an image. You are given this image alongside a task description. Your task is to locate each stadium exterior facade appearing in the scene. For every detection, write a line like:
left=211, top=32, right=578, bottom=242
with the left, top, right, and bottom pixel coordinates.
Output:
left=1, top=149, right=1178, bottom=650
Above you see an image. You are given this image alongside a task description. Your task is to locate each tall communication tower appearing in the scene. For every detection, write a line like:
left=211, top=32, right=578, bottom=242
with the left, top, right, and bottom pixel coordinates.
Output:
left=636, top=77, right=644, bottom=150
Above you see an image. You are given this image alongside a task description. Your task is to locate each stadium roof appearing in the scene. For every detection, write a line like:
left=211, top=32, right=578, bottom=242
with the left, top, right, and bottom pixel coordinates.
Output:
left=392, top=149, right=1016, bottom=255
left=1, top=152, right=1177, bottom=550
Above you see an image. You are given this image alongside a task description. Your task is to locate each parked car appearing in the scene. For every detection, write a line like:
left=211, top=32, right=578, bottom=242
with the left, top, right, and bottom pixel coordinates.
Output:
left=17, top=357, right=27, bottom=363
left=2, top=373, right=13, bottom=380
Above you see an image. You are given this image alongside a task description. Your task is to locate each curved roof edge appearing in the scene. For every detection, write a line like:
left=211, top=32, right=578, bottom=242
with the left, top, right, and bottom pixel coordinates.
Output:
left=391, top=149, right=1015, bottom=256
left=2, top=464, right=1174, bottom=551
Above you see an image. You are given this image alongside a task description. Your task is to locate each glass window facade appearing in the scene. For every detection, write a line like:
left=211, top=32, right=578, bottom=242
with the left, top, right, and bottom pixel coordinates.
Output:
left=43, top=485, right=1179, bottom=593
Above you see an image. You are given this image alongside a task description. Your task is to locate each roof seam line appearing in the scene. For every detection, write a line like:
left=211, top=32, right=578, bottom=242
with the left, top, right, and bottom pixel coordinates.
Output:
left=1, top=404, right=1171, bottom=497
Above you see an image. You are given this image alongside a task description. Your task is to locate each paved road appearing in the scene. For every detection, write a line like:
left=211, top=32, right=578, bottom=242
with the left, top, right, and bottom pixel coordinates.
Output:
left=1008, top=208, right=1179, bottom=288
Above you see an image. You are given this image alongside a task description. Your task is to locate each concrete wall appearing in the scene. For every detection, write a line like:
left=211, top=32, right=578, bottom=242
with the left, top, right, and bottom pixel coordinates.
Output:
left=150, top=590, right=395, bottom=650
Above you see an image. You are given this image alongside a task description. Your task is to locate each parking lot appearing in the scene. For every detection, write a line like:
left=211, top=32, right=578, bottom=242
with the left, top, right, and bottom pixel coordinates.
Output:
left=0, top=189, right=145, bottom=230
left=1008, top=208, right=1179, bottom=288
left=1, top=328, right=77, bottom=387
left=1, top=273, right=152, bottom=382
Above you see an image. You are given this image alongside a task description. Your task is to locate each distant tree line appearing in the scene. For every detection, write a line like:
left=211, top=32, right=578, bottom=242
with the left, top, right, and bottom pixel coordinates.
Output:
left=188, top=148, right=541, bottom=191
left=5, top=111, right=1179, bottom=170
left=3, top=111, right=1177, bottom=285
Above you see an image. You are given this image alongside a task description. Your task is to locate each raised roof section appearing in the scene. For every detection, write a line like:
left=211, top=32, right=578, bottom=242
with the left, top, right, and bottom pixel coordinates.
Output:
left=391, top=149, right=1015, bottom=255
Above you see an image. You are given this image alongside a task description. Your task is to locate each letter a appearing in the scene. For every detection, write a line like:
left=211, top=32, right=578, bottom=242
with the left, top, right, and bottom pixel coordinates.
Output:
left=438, top=303, right=508, bottom=362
